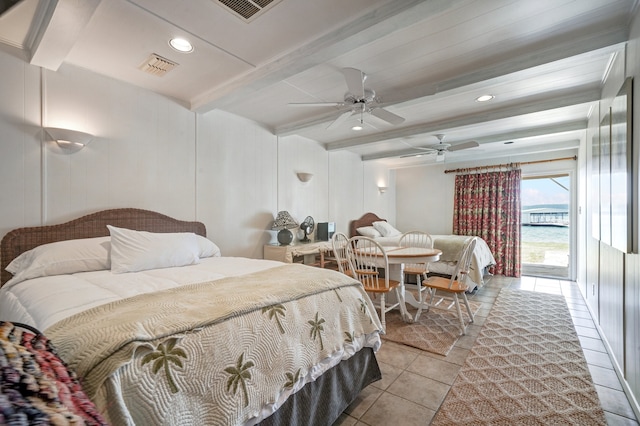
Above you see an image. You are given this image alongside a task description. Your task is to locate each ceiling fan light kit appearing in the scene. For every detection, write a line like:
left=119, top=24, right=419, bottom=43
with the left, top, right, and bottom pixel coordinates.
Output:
left=400, top=133, right=479, bottom=161
left=289, top=67, right=405, bottom=130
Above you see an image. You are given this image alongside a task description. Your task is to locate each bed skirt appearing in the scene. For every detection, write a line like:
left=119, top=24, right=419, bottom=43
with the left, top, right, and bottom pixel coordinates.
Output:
left=257, top=347, right=381, bottom=426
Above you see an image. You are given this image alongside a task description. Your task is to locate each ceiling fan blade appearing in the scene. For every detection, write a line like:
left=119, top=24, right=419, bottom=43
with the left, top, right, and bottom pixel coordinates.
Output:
left=327, top=110, right=353, bottom=130
left=400, top=150, right=437, bottom=159
left=371, top=108, right=405, bottom=125
left=447, top=140, right=479, bottom=151
left=341, top=67, right=365, bottom=99
left=288, top=101, right=344, bottom=107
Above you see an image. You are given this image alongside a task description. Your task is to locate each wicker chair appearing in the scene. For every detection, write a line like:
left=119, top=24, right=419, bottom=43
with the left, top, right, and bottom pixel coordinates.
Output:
left=347, top=236, right=401, bottom=333
left=399, top=230, right=434, bottom=320
left=416, top=237, right=477, bottom=335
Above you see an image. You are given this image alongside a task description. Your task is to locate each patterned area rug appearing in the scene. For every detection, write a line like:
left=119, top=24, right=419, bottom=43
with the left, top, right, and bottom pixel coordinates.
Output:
left=382, top=299, right=481, bottom=356
left=431, top=289, right=606, bottom=425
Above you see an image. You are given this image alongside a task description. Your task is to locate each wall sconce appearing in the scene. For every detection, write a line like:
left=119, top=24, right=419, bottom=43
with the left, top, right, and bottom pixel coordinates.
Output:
left=45, top=127, right=94, bottom=153
left=296, top=172, right=313, bottom=183
left=378, top=186, right=388, bottom=194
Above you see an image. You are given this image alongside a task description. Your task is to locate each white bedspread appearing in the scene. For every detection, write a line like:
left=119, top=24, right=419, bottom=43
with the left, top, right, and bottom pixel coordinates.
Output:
left=0, top=257, right=289, bottom=331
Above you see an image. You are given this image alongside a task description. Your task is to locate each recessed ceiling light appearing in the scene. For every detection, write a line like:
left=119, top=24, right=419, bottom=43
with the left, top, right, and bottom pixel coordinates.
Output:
left=475, top=94, right=494, bottom=102
left=352, top=124, right=363, bottom=131
left=169, top=38, right=193, bottom=53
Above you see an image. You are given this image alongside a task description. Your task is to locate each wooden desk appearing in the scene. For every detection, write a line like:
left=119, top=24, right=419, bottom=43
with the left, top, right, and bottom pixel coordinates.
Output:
left=264, top=241, right=334, bottom=267
left=366, top=246, right=442, bottom=322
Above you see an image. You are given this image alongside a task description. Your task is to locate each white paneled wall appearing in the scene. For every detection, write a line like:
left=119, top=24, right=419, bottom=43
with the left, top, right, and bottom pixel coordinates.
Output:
left=0, top=52, right=42, bottom=239
left=43, top=65, right=197, bottom=223
left=0, top=51, right=396, bottom=259
left=277, top=134, right=329, bottom=235
left=329, top=151, right=364, bottom=235
left=396, top=163, right=453, bottom=234
left=196, top=110, right=277, bottom=258
left=364, top=161, right=396, bottom=226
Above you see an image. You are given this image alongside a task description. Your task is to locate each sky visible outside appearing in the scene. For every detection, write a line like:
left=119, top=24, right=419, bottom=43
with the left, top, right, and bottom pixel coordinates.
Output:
left=521, top=176, right=570, bottom=206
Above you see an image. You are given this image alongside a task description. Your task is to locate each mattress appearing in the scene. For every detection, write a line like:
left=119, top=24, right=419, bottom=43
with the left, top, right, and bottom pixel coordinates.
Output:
left=0, top=257, right=382, bottom=425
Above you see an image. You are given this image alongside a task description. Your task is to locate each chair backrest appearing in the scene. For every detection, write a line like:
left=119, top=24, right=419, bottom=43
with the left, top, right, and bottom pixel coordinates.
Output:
left=399, top=231, right=433, bottom=272
left=347, top=236, right=391, bottom=291
left=448, top=237, right=477, bottom=288
left=331, top=232, right=351, bottom=274
left=399, top=231, right=433, bottom=249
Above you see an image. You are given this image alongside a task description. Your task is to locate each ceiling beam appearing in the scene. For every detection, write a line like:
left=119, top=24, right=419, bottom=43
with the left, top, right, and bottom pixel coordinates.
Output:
left=29, top=0, right=100, bottom=70
left=361, top=121, right=587, bottom=161
left=325, top=88, right=600, bottom=151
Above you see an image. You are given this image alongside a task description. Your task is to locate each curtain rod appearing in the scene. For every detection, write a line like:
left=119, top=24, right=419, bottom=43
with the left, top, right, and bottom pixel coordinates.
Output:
left=443, top=155, right=577, bottom=174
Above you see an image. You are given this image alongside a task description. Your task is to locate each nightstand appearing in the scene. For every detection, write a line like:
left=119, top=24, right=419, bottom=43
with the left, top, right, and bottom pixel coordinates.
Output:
left=263, top=241, right=334, bottom=267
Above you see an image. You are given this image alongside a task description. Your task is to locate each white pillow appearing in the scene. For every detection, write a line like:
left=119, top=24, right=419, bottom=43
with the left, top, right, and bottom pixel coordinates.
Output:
left=357, top=226, right=382, bottom=238
left=372, top=221, right=402, bottom=237
left=108, top=225, right=200, bottom=273
left=5, top=237, right=111, bottom=284
left=197, top=235, right=221, bottom=258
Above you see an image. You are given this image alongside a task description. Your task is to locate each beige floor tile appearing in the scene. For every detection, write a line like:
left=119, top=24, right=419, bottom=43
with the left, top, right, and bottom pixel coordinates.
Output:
left=375, top=341, right=420, bottom=369
left=407, top=355, right=460, bottom=385
left=359, top=392, right=435, bottom=426
left=387, top=370, right=451, bottom=410
left=371, top=360, right=403, bottom=390
left=343, top=384, right=383, bottom=419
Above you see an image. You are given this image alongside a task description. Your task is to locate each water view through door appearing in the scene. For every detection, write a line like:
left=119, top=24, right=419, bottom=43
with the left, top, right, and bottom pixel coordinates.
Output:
left=521, top=175, right=570, bottom=279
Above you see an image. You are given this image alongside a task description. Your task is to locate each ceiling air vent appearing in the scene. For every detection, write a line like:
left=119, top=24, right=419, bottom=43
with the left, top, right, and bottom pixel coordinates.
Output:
left=138, top=53, right=178, bottom=77
left=215, top=0, right=282, bottom=22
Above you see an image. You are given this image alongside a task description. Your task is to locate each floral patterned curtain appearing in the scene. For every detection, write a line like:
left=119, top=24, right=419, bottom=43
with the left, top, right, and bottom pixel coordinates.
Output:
left=453, top=168, right=521, bottom=277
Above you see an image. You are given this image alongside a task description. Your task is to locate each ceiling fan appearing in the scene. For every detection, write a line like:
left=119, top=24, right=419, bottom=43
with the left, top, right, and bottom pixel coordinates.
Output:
left=289, top=67, right=405, bottom=130
left=401, top=134, right=479, bottom=162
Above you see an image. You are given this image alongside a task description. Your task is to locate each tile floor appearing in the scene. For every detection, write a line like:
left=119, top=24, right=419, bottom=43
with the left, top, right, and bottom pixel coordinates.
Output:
left=334, top=275, right=640, bottom=425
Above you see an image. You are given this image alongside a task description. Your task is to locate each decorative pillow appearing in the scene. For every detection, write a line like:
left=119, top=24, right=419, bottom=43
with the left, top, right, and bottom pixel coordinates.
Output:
left=108, top=225, right=200, bottom=274
left=372, top=221, right=402, bottom=237
left=5, top=237, right=111, bottom=285
left=197, top=235, right=221, bottom=258
left=357, top=226, right=382, bottom=238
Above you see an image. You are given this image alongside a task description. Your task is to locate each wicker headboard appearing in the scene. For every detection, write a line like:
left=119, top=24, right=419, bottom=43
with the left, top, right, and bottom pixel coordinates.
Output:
left=1, top=208, right=206, bottom=286
left=349, top=212, right=386, bottom=238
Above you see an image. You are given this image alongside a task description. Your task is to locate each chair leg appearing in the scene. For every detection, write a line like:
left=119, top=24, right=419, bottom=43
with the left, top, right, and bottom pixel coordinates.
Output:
left=462, top=293, right=475, bottom=324
left=414, top=280, right=426, bottom=322
left=453, top=294, right=466, bottom=335
left=379, top=294, right=386, bottom=334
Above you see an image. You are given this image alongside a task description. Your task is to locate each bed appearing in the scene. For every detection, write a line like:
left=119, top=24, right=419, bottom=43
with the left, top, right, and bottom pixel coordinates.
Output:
left=0, top=208, right=383, bottom=426
left=349, top=212, right=496, bottom=290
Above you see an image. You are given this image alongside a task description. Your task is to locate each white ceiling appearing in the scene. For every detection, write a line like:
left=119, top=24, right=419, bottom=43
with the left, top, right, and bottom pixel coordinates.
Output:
left=0, top=0, right=636, bottom=167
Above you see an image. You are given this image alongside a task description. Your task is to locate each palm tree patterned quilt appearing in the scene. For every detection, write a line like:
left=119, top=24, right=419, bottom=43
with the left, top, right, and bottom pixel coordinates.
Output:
left=45, top=264, right=383, bottom=425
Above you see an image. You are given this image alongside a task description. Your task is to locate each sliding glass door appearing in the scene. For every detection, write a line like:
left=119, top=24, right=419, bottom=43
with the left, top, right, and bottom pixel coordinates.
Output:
left=521, top=174, right=572, bottom=279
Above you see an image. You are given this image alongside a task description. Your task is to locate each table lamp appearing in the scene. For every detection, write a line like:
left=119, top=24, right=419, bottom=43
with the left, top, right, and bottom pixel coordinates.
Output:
left=272, top=211, right=298, bottom=245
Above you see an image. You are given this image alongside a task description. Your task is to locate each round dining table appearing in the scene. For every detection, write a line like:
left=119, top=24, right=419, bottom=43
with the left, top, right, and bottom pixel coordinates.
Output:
left=368, top=246, right=442, bottom=322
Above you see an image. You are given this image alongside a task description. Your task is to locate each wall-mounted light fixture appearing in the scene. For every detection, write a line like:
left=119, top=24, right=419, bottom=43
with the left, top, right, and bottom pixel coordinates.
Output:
left=297, top=172, right=313, bottom=183
left=378, top=186, right=388, bottom=194
left=45, top=127, right=93, bottom=153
